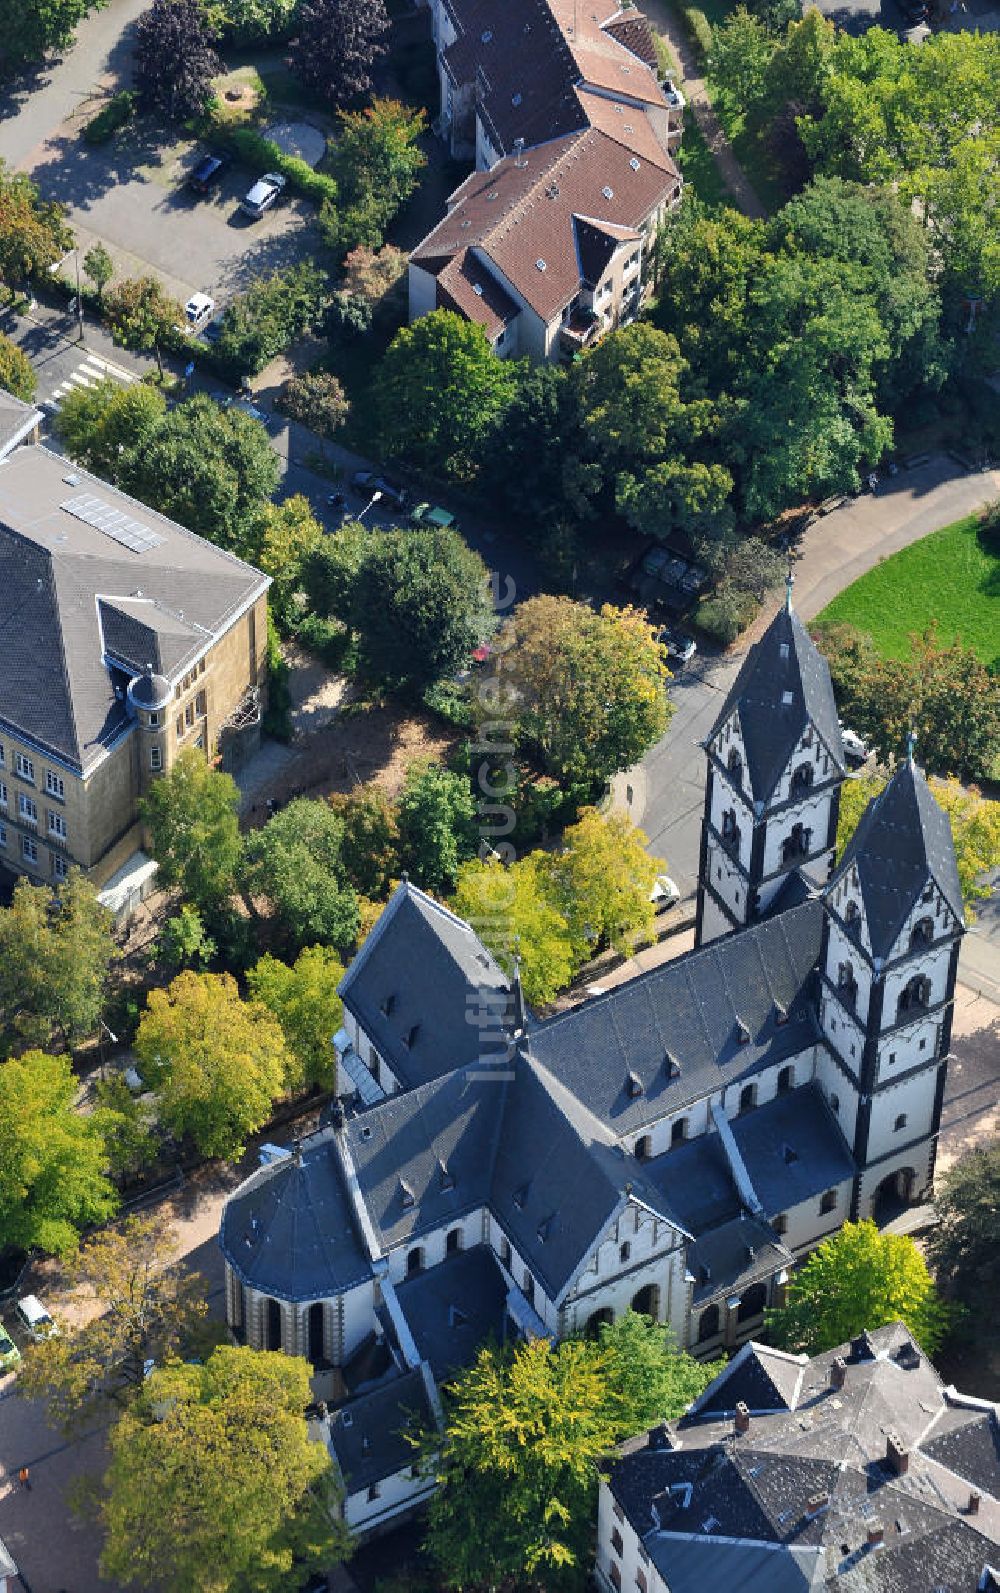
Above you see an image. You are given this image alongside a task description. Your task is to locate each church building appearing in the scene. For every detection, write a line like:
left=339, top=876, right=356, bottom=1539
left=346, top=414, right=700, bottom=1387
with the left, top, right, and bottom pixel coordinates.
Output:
left=217, top=599, right=964, bottom=1533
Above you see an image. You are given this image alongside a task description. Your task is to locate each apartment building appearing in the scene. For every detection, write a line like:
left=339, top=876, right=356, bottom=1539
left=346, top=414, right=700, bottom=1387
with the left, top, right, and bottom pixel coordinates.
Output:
left=409, top=0, right=685, bottom=360
left=0, top=440, right=269, bottom=891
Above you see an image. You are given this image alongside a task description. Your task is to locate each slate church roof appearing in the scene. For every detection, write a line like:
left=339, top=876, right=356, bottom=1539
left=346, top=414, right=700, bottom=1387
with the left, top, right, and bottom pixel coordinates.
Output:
left=707, top=605, right=846, bottom=805
left=829, top=759, right=965, bottom=959
left=609, top=1322, right=1000, bottom=1593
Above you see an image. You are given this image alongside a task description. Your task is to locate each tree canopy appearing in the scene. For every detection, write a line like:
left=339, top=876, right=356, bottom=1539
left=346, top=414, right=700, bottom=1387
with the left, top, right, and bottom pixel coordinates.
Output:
left=289, top=0, right=390, bottom=108
left=54, top=376, right=167, bottom=477
left=426, top=1318, right=713, bottom=1589
left=103, top=275, right=184, bottom=375
left=546, top=808, right=661, bottom=962
left=0, top=0, right=108, bottom=62
left=0, top=331, right=36, bottom=402
left=17, top=1215, right=210, bottom=1431
left=241, top=799, right=359, bottom=955
left=99, top=1345, right=348, bottom=1592
left=0, top=871, right=115, bottom=1049
left=324, top=99, right=427, bottom=253
left=0, top=1050, right=119, bottom=1256
left=767, top=1219, right=949, bottom=1355
left=397, top=761, right=478, bottom=895
left=374, top=310, right=519, bottom=481
left=246, top=944, right=345, bottom=1090
left=499, top=596, right=671, bottom=784
left=451, top=855, right=576, bottom=1006
left=135, top=971, right=292, bottom=1159
left=0, top=160, right=72, bottom=287
left=837, top=771, right=1000, bottom=918
left=135, top=0, right=222, bottom=122
left=926, top=1138, right=1000, bottom=1332
left=139, top=749, right=242, bottom=914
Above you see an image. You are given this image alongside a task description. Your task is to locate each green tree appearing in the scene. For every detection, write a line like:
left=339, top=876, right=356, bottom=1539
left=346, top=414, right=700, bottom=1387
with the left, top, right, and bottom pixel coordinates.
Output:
left=93, top=1073, right=159, bottom=1187
left=277, top=370, right=349, bottom=439
left=450, top=855, right=576, bottom=1006
left=598, top=1311, right=716, bottom=1437
left=0, top=160, right=72, bottom=287
left=139, top=748, right=242, bottom=914
left=927, top=1139, right=1000, bottom=1328
left=331, top=784, right=401, bottom=898
left=323, top=99, right=427, bottom=253
left=500, top=596, right=670, bottom=784
left=135, top=0, right=222, bottom=123
left=767, top=1219, right=949, bottom=1355
left=0, top=1050, right=118, bottom=1256
left=99, top=1346, right=348, bottom=1592
left=103, top=274, right=184, bottom=377
left=0, top=331, right=36, bottom=401
left=216, top=263, right=327, bottom=380
left=135, top=971, right=292, bottom=1160
left=17, top=1215, right=209, bottom=1431
left=478, top=361, right=576, bottom=523
left=82, top=240, right=114, bottom=302
left=397, top=761, right=477, bottom=894
left=158, top=904, right=218, bottom=970
left=0, top=0, right=108, bottom=62
left=374, top=310, right=518, bottom=481
left=0, top=871, right=115, bottom=1048
left=53, top=376, right=167, bottom=477
left=289, top=0, right=390, bottom=108
left=347, top=526, right=494, bottom=691
left=242, top=799, right=359, bottom=955
left=837, top=771, right=1000, bottom=918
left=709, top=8, right=776, bottom=115
left=119, top=393, right=280, bottom=557
left=427, top=1336, right=619, bottom=1589
left=253, top=494, right=325, bottom=631
left=547, top=808, right=662, bottom=961
left=246, top=944, right=345, bottom=1090
left=302, top=518, right=370, bottom=620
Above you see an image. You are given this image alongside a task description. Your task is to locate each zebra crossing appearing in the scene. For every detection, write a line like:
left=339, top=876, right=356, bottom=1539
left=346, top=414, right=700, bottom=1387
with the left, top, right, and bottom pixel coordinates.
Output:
left=44, top=351, right=137, bottom=412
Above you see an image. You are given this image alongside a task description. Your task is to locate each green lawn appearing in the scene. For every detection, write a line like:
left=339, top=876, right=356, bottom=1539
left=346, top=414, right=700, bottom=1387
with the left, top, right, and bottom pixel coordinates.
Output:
left=676, top=115, right=732, bottom=209
left=815, top=514, right=1000, bottom=670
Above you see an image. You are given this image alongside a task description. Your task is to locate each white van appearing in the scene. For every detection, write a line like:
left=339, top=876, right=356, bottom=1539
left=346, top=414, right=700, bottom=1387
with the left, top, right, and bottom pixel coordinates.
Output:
left=15, top=1295, right=57, bottom=1340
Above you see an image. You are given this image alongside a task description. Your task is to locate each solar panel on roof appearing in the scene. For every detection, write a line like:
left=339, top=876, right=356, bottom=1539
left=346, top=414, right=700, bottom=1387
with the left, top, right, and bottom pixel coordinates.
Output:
left=60, top=493, right=166, bottom=554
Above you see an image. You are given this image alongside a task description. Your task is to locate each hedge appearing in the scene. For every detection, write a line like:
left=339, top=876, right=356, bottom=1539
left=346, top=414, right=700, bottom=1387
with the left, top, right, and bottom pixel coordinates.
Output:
left=83, top=90, right=138, bottom=145
left=216, top=125, right=338, bottom=206
left=682, top=6, right=713, bottom=60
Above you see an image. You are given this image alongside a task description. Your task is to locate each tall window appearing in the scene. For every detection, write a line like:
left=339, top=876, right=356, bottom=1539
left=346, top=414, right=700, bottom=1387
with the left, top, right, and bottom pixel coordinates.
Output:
left=45, top=770, right=65, bottom=800
left=781, top=823, right=812, bottom=864
left=18, top=793, right=37, bottom=825
left=777, top=1064, right=794, bottom=1094
left=790, top=762, right=814, bottom=796
left=21, top=835, right=38, bottom=865
left=837, top=961, right=857, bottom=1010
left=897, top=974, right=931, bottom=1018
left=48, top=811, right=67, bottom=840
left=0, top=781, right=7, bottom=808
left=15, top=753, right=34, bottom=782
left=670, top=1118, right=687, bottom=1149
left=52, top=854, right=68, bottom=881
left=910, top=917, right=933, bottom=949
left=698, top=1303, right=720, bottom=1342
left=149, top=747, right=162, bottom=772
left=728, top=748, right=743, bottom=783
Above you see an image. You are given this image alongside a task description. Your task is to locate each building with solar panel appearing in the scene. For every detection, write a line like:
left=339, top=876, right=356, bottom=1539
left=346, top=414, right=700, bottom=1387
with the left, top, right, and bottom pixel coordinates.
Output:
left=0, top=440, right=269, bottom=897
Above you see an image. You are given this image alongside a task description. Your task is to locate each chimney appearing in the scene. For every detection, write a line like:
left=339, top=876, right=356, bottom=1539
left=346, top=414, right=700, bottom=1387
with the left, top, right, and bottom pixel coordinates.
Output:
left=968, top=1492, right=981, bottom=1517
left=830, top=1356, right=847, bottom=1391
left=867, top=1526, right=884, bottom=1551
left=885, top=1434, right=909, bottom=1476
left=734, top=1402, right=750, bottom=1435
left=513, top=136, right=526, bottom=167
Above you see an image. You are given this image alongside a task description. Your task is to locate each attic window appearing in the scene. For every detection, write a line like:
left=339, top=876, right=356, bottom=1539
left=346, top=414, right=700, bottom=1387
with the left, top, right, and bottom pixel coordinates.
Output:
left=602, top=185, right=614, bottom=199
left=403, top=1023, right=420, bottom=1049
left=439, top=1163, right=455, bottom=1192
left=400, top=1181, right=415, bottom=1208
left=537, top=1215, right=554, bottom=1242
left=341, top=1410, right=353, bottom=1428
left=626, top=1071, right=644, bottom=1098
left=473, top=284, right=484, bottom=296
left=360, top=1124, right=373, bottom=1141
left=486, top=190, right=499, bottom=201
left=481, top=27, right=492, bottom=39
left=512, top=91, right=522, bottom=105
left=536, top=259, right=547, bottom=272
left=781, top=690, right=794, bottom=706
left=621, top=63, right=631, bottom=72
left=779, top=643, right=789, bottom=660
left=512, top=1183, right=529, bottom=1209
left=623, top=123, right=634, bottom=132
left=665, top=1051, right=681, bottom=1079
left=782, top=1143, right=799, bottom=1166
left=629, top=157, right=640, bottom=170
left=773, top=1001, right=788, bottom=1027
left=380, top=994, right=395, bottom=1016
left=735, top=1018, right=751, bottom=1045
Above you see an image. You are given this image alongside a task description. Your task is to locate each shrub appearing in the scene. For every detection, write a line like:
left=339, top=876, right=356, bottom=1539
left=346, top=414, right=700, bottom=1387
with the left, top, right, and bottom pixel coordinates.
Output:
left=697, top=585, right=760, bottom=643
left=215, top=263, right=328, bottom=379
left=979, top=499, right=1000, bottom=550
left=262, top=612, right=293, bottom=741
left=221, top=126, right=337, bottom=205
left=325, top=290, right=374, bottom=343
left=83, top=90, right=138, bottom=144
left=277, top=370, right=349, bottom=438
left=683, top=6, right=714, bottom=59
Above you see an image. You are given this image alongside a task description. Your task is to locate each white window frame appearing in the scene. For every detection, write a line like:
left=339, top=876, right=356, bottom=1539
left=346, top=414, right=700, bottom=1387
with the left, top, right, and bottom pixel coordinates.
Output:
left=22, top=834, right=38, bottom=864
left=48, top=811, right=67, bottom=840
left=0, top=822, right=6, bottom=847
left=149, top=747, right=162, bottom=772
left=18, top=793, right=37, bottom=825
left=15, top=752, right=34, bottom=782
left=45, top=769, right=65, bottom=800
left=52, top=853, right=68, bottom=880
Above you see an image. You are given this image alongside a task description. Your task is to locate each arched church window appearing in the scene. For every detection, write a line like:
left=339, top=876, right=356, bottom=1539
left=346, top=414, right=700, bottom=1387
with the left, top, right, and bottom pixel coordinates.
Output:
left=897, top=974, right=931, bottom=1018
left=910, top=917, right=933, bottom=950
left=728, top=748, right=743, bottom=783
left=781, top=823, right=812, bottom=864
left=698, top=1304, right=720, bottom=1342
left=837, top=961, right=857, bottom=1010
left=790, top=762, right=814, bottom=797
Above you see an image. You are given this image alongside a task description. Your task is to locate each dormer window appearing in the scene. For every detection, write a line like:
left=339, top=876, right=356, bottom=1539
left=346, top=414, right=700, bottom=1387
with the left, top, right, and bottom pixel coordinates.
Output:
left=400, top=1181, right=415, bottom=1209
left=512, top=1183, right=529, bottom=1209
left=403, top=1023, right=420, bottom=1049
left=626, top=1071, right=643, bottom=1098
left=380, top=994, right=395, bottom=1017
left=790, top=762, right=814, bottom=797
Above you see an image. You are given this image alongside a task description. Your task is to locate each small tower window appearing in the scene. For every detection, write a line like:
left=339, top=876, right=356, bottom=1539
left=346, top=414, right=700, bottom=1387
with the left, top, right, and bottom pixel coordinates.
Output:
left=894, top=1113, right=908, bottom=1132
left=620, top=1241, right=631, bottom=1264
left=727, top=748, right=743, bottom=783
left=829, top=1093, right=840, bottom=1113
left=837, top=961, right=858, bottom=1011
left=910, top=917, right=933, bottom=950
left=790, top=762, right=814, bottom=797
left=781, top=823, right=812, bottom=864
left=739, top=1083, right=756, bottom=1115
left=820, top=1190, right=837, bottom=1215
left=670, top=1118, right=688, bottom=1149
left=845, top=900, right=861, bottom=938
left=777, top=1065, right=794, bottom=1095
left=634, top=1135, right=652, bottom=1161
left=897, top=974, right=931, bottom=1018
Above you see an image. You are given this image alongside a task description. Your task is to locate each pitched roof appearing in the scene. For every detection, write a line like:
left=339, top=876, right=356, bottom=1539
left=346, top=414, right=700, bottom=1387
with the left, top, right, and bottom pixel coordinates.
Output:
left=328, top=1368, right=434, bottom=1492
left=707, top=605, right=846, bottom=806
left=437, top=249, right=521, bottom=336
left=610, top=1323, right=1000, bottom=1592
left=0, top=387, right=40, bottom=460
left=829, top=761, right=965, bottom=960
left=732, top=1082, right=855, bottom=1217
left=218, top=1137, right=370, bottom=1301
left=338, top=882, right=513, bottom=1086
left=0, top=445, right=267, bottom=773
left=688, top=1341, right=807, bottom=1416
left=523, top=899, right=824, bottom=1137
left=392, top=1246, right=510, bottom=1379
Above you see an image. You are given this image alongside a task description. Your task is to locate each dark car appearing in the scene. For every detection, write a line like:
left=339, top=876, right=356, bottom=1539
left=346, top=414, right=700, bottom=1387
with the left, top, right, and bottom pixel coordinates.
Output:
left=187, top=152, right=230, bottom=195
left=350, top=470, right=407, bottom=511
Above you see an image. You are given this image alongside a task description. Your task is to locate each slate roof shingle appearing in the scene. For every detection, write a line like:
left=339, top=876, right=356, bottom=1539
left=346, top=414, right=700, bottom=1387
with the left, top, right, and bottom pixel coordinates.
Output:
left=328, top=1368, right=434, bottom=1492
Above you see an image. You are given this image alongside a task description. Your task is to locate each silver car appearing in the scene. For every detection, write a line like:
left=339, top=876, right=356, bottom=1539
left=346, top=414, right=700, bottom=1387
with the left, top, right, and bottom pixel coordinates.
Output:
left=240, top=172, right=286, bottom=220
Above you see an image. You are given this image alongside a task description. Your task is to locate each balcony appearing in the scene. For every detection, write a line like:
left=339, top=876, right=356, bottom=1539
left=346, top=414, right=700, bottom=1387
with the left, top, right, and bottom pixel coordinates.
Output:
left=560, top=308, right=602, bottom=355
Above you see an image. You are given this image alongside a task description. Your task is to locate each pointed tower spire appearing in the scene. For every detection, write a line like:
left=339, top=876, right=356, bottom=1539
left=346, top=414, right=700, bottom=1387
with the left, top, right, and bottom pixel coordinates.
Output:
left=785, top=563, right=795, bottom=613
left=511, top=942, right=526, bottom=1038
left=906, top=727, right=916, bottom=766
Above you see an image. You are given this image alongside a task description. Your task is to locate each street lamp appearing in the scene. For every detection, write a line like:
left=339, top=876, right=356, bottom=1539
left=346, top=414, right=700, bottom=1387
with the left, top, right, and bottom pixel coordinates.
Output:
left=97, top=1018, right=119, bottom=1080
left=49, top=247, right=85, bottom=343
left=356, top=489, right=383, bottom=524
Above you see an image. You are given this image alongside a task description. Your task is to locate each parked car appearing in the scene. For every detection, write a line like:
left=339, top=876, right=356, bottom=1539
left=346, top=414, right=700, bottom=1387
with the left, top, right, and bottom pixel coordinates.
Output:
left=240, top=172, right=286, bottom=220
left=656, top=626, right=697, bottom=665
left=650, top=874, right=681, bottom=913
left=350, top=470, right=407, bottom=510
left=177, top=292, right=215, bottom=337
left=839, top=723, right=870, bottom=766
left=203, top=314, right=225, bottom=345
left=187, top=151, right=230, bottom=195
left=15, top=1295, right=58, bottom=1341
left=222, top=396, right=272, bottom=430
left=410, top=502, right=459, bottom=532
left=0, top=1324, right=22, bottom=1373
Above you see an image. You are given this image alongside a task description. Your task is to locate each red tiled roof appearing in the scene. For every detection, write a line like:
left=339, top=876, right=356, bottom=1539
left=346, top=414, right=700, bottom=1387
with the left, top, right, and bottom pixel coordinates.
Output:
left=575, top=85, right=675, bottom=169
left=437, top=249, right=521, bottom=338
